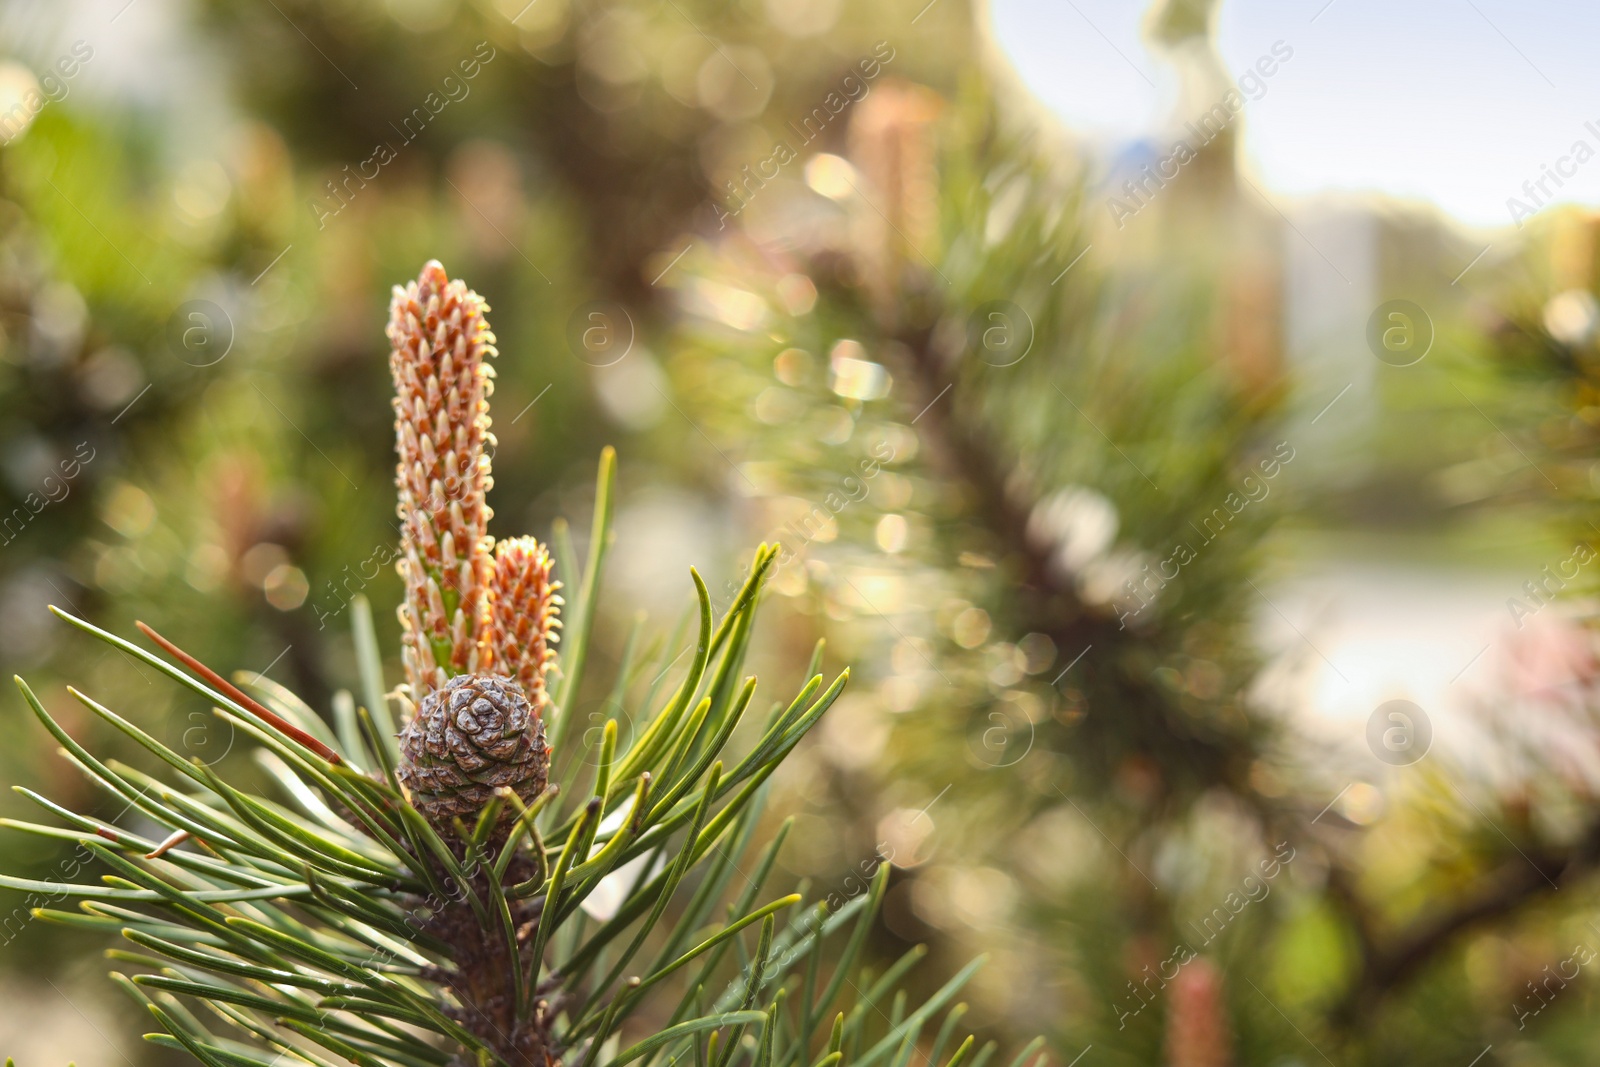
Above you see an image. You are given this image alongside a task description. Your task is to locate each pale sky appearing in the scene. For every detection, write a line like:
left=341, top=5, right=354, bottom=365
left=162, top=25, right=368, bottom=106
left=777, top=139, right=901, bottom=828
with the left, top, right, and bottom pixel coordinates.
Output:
left=991, top=0, right=1600, bottom=229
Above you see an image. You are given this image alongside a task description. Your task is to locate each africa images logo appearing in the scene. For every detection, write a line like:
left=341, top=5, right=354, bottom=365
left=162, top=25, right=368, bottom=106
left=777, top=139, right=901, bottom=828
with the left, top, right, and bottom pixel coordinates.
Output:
left=1106, top=40, right=1293, bottom=229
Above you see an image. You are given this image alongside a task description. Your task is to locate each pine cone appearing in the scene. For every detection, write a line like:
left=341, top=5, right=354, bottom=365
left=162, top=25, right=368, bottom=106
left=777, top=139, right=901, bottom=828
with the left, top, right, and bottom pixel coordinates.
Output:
left=489, top=536, right=561, bottom=705
left=398, top=673, right=549, bottom=829
left=388, top=260, right=498, bottom=700
left=1165, top=957, right=1233, bottom=1067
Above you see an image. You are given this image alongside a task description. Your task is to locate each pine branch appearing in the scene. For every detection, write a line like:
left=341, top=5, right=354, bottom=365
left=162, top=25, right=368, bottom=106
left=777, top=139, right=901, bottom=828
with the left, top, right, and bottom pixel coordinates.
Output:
left=882, top=313, right=1253, bottom=797
left=1326, top=811, right=1600, bottom=1024
left=0, top=261, right=999, bottom=1067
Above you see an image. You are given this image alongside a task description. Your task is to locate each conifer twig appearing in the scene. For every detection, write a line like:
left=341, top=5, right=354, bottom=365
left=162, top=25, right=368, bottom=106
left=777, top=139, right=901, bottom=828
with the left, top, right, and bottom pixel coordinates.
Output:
left=136, top=620, right=343, bottom=765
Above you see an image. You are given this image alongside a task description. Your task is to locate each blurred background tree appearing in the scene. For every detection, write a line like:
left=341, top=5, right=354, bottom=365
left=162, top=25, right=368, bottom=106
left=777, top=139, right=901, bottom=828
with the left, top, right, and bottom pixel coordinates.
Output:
left=2, top=0, right=1600, bottom=1064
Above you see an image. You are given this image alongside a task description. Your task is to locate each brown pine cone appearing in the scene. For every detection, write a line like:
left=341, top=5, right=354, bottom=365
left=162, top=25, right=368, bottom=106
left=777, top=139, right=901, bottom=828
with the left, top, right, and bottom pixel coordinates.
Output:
left=398, top=673, right=549, bottom=829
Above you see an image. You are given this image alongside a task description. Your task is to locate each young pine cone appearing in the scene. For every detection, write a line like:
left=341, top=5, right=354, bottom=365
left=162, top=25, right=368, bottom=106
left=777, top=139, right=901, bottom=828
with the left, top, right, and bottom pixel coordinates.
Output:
left=1165, top=957, right=1234, bottom=1067
left=398, top=673, right=549, bottom=829
left=489, top=536, right=561, bottom=705
left=388, top=260, right=499, bottom=700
